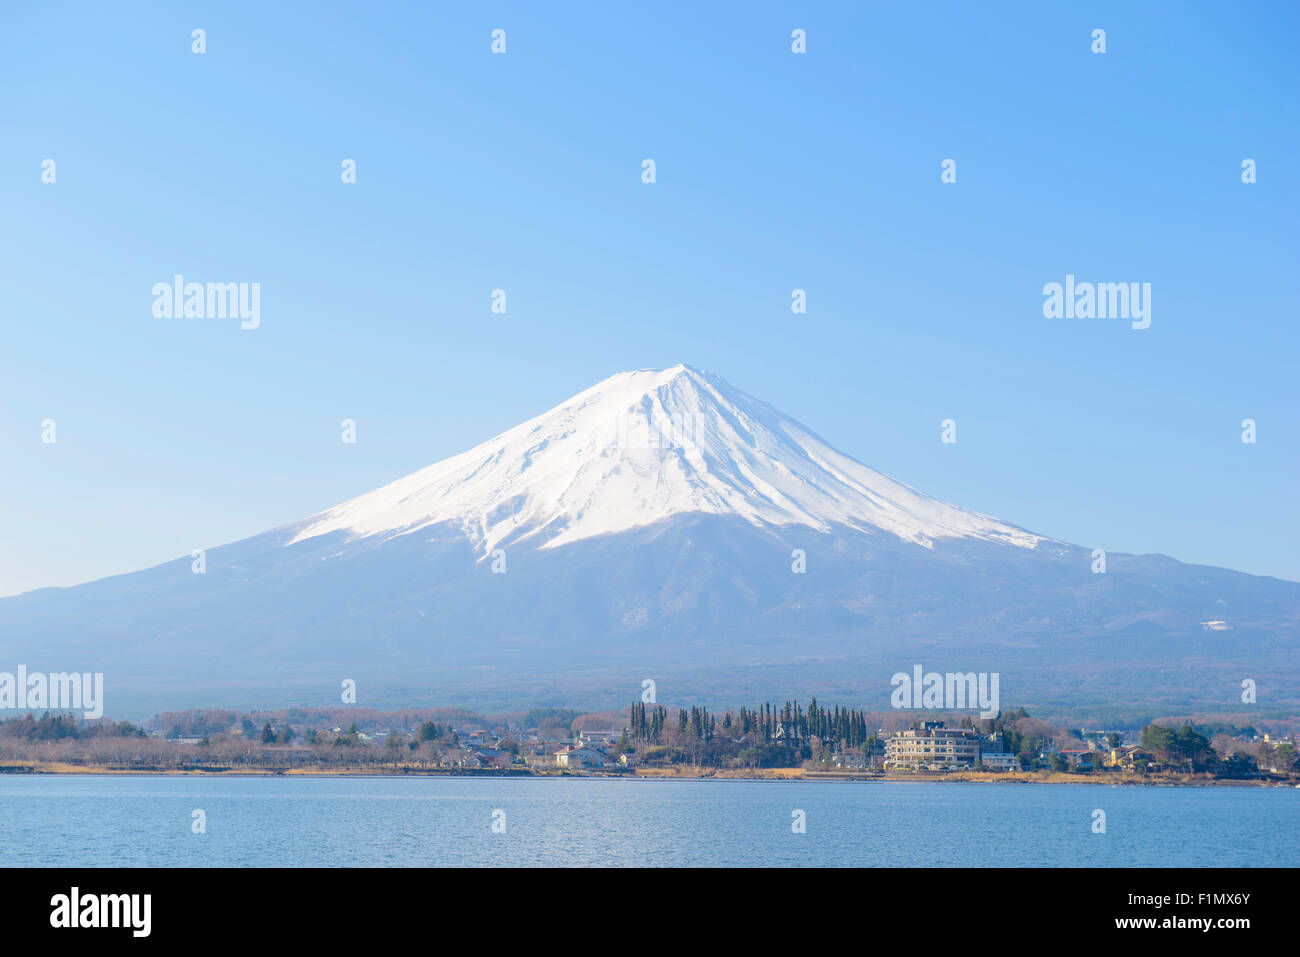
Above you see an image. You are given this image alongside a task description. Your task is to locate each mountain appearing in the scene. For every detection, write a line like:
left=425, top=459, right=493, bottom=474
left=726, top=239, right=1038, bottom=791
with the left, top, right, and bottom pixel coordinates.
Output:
left=290, top=364, right=1043, bottom=554
left=3, top=364, right=1297, bottom=721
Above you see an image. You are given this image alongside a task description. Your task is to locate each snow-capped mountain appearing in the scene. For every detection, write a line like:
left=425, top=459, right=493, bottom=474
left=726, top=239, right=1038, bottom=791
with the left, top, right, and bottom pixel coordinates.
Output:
left=2, top=366, right=1296, bottom=720
left=291, top=364, right=1041, bottom=554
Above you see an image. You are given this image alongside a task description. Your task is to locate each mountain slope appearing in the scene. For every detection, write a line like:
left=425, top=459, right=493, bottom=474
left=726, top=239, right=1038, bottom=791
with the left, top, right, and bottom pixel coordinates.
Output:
left=289, top=364, right=1042, bottom=553
left=2, top=365, right=1296, bottom=721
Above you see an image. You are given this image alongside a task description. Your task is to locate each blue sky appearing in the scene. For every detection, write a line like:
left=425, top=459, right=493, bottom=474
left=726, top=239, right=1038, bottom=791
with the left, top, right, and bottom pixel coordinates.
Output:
left=1, top=1, right=1296, bottom=595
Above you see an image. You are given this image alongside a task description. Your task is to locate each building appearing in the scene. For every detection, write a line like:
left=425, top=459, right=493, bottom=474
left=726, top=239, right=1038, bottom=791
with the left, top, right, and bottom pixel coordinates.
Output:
left=554, top=746, right=606, bottom=769
left=831, top=752, right=871, bottom=770
left=977, top=751, right=1019, bottom=772
left=471, top=748, right=504, bottom=768
left=575, top=729, right=619, bottom=746
left=1059, top=748, right=1099, bottom=769
left=1106, top=745, right=1154, bottom=769
left=884, top=722, right=979, bottom=771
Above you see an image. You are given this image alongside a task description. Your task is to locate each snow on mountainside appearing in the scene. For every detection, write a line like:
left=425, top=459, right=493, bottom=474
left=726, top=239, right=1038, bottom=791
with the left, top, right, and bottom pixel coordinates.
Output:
left=290, top=364, right=1044, bottom=555
left=4, top=363, right=1296, bottom=719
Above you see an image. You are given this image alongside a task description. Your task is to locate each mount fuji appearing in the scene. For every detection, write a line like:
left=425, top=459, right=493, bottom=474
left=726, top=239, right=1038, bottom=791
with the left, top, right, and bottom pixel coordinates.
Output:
left=290, top=364, right=1044, bottom=555
left=3, top=365, right=1297, bottom=720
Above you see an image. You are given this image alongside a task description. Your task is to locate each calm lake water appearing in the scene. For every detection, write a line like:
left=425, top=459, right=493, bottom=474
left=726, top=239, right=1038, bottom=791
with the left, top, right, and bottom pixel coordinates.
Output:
left=2, top=775, right=1295, bottom=867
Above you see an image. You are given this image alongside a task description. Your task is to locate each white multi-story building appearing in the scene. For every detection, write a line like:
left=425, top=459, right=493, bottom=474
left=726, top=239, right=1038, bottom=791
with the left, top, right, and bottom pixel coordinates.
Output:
left=884, top=722, right=980, bottom=771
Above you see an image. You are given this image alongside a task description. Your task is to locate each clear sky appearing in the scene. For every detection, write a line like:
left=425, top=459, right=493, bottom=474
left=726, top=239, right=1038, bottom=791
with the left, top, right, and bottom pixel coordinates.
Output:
left=1, top=1, right=1296, bottom=595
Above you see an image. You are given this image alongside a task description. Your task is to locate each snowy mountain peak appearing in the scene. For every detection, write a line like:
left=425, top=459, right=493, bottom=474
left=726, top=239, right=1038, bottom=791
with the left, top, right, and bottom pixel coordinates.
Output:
left=289, top=365, right=1043, bottom=554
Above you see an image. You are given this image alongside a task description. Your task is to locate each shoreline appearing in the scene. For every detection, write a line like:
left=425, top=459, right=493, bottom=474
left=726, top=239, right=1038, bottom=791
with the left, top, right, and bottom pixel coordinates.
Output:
left=0, top=762, right=1290, bottom=787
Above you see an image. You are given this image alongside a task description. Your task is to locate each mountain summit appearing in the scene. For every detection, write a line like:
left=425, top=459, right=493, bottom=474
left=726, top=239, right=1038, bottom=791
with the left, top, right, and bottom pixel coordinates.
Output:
left=291, top=364, right=1041, bottom=555
left=2, top=365, right=1296, bottom=720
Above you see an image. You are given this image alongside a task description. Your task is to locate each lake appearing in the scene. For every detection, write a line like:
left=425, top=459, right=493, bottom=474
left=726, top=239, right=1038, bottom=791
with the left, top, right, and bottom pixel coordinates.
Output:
left=2, top=775, right=1295, bottom=867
